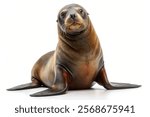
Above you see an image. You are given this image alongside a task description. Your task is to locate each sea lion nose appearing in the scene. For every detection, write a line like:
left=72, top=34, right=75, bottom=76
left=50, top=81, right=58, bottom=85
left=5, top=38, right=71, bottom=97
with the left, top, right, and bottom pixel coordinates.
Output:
left=70, top=14, right=76, bottom=19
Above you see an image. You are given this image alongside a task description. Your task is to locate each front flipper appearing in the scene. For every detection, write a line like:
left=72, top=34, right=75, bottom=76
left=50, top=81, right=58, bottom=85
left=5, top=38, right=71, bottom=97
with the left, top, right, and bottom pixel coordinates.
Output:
left=7, top=77, right=41, bottom=91
left=96, top=66, right=141, bottom=90
left=30, top=86, right=67, bottom=97
left=30, top=65, right=68, bottom=97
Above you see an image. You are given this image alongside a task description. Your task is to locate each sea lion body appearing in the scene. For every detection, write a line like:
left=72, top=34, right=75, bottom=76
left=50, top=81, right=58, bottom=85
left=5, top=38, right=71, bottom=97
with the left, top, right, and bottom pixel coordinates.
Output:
left=7, top=4, right=141, bottom=97
left=32, top=20, right=102, bottom=90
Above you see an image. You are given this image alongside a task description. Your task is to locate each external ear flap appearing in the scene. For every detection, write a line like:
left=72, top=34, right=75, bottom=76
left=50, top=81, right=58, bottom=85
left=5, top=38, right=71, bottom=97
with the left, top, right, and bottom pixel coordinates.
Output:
left=56, top=19, right=58, bottom=22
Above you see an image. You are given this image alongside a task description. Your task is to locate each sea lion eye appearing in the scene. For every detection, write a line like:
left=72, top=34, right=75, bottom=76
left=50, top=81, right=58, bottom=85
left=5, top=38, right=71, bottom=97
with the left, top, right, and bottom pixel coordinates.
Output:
left=79, top=9, right=83, bottom=14
left=60, top=11, right=67, bottom=18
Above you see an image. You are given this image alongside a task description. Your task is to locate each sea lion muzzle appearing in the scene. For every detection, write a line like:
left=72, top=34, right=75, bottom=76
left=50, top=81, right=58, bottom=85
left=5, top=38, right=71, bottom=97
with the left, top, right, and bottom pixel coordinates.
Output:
left=70, top=13, right=76, bottom=19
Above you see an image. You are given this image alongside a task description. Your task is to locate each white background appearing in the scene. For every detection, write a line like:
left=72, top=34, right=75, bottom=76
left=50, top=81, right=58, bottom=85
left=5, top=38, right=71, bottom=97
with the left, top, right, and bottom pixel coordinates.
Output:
left=0, top=0, right=150, bottom=117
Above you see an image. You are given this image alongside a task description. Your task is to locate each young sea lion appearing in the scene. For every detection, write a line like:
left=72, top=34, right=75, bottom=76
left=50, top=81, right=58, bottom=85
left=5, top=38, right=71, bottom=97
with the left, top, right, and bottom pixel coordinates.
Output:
left=7, top=4, right=141, bottom=97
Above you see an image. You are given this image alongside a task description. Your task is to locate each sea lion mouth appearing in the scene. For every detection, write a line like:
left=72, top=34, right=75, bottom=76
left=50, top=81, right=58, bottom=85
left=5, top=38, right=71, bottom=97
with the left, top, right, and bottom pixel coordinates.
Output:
left=68, top=22, right=82, bottom=30
left=65, top=18, right=85, bottom=35
left=65, top=23, right=85, bottom=36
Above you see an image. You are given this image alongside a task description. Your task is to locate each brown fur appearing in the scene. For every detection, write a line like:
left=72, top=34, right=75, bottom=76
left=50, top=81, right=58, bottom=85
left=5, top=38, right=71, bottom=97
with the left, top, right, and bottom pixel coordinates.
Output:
left=7, top=4, right=140, bottom=97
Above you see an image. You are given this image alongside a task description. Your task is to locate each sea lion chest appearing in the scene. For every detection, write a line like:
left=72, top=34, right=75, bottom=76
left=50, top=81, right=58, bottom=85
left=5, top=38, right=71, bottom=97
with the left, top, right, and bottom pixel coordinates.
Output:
left=56, top=38, right=102, bottom=89
left=71, top=61, right=98, bottom=89
left=58, top=56, right=100, bottom=90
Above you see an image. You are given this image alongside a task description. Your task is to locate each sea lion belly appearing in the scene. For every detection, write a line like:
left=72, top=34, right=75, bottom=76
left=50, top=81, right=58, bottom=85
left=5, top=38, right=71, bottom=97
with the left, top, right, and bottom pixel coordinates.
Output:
left=68, top=60, right=99, bottom=90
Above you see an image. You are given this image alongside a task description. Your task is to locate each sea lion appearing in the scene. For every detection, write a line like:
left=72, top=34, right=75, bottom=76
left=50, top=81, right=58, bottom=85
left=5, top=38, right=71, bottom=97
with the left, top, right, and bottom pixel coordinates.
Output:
left=7, top=4, right=141, bottom=97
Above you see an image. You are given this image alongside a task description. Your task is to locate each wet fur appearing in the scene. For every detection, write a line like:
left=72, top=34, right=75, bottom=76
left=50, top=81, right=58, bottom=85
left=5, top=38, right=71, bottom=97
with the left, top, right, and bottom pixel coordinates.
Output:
left=7, top=4, right=141, bottom=97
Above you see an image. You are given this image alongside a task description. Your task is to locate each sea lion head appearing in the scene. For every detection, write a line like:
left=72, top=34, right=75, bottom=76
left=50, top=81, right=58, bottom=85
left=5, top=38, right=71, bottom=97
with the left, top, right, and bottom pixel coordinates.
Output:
left=57, top=4, right=89, bottom=35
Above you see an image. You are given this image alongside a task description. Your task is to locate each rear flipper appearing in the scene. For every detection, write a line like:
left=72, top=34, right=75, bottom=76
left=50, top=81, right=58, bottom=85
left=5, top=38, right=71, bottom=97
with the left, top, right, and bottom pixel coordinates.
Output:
left=7, top=77, right=41, bottom=91
left=7, top=83, right=41, bottom=91
left=96, top=66, right=141, bottom=90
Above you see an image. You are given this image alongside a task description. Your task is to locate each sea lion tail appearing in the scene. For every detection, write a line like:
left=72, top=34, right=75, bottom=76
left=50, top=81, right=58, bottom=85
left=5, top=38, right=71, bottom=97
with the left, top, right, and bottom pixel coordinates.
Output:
left=7, top=83, right=41, bottom=91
